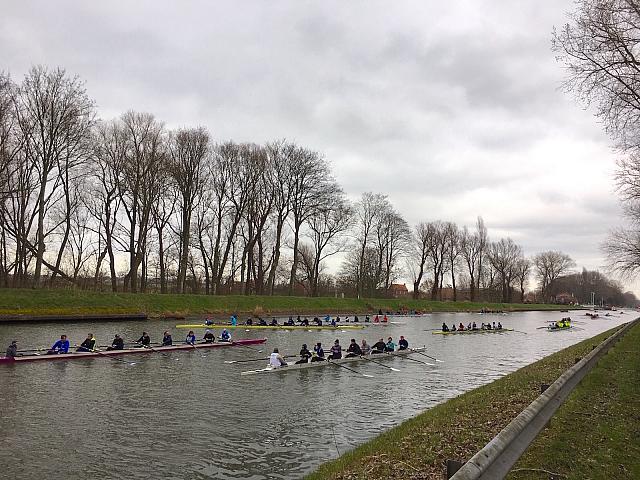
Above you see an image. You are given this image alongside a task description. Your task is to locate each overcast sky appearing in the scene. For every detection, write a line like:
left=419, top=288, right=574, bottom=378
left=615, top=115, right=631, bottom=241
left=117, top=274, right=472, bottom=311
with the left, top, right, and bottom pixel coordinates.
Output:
left=1, top=1, right=632, bottom=291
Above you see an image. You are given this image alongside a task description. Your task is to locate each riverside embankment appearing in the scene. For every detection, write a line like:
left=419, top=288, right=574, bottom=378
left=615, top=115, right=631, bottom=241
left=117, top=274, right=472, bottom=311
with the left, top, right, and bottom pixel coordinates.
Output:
left=306, top=321, right=639, bottom=480
left=0, top=288, right=568, bottom=321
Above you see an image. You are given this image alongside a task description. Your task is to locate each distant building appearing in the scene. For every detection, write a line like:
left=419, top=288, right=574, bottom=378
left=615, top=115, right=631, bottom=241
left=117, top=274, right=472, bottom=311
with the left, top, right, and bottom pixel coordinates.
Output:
left=388, top=283, right=409, bottom=298
left=553, top=292, right=577, bottom=305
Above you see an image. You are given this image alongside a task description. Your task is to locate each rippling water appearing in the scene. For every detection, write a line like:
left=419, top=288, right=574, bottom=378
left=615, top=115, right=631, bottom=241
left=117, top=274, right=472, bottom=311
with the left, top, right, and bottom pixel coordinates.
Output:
left=0, top=310, right=631, bottom=479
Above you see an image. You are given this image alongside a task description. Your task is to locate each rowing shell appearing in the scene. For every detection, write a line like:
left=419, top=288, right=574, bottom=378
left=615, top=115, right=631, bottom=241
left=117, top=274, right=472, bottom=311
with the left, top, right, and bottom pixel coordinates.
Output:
left=546, top=326, right=573, bottom=332
left=175, top=324, right=365, bottom=330
left=239, top=346, right=428, bottom=375
left=432, top=328, right=514, bottom=335
left=0, top=338, right=267, bottom=364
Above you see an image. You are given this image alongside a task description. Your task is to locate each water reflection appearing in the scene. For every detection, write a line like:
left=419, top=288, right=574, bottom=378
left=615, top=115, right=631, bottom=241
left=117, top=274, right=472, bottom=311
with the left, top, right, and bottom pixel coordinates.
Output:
left=0, top=310, right=631, bottom=479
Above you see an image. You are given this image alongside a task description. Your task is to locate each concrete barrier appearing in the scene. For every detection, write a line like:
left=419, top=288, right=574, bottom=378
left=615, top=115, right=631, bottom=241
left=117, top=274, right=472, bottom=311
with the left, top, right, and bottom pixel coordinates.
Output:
left=450, top=318, right=639, bottom=480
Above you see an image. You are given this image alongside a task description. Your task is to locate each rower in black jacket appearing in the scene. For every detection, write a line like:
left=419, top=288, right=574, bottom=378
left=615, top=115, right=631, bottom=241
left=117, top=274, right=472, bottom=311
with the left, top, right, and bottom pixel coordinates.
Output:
left=345, top=339, right=363, bottom=358
left=372, top=338, right=386, bottom=354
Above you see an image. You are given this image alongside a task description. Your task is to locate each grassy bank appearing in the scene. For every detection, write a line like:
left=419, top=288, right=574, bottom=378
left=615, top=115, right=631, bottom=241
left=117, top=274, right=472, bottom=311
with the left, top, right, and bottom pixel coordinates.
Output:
left=305, top=324, right=632, bottom=480
left=508, top=322, right=640, bottom=480
left=0, top=288, right=567, bottom=318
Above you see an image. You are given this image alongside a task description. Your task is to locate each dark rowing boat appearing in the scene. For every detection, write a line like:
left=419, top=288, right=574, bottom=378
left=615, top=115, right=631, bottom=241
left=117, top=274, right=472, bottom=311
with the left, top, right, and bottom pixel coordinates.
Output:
left=0, top=338, right=267, bottom=364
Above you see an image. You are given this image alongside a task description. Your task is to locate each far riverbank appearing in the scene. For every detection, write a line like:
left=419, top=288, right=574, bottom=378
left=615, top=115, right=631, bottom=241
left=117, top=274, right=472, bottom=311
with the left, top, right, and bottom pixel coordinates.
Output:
left=0, top=288, right=573, bottom=322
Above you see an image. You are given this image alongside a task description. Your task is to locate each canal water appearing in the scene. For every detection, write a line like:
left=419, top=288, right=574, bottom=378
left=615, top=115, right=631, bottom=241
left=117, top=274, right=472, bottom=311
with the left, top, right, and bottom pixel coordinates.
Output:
left=0, top=310, right=631, bottom=479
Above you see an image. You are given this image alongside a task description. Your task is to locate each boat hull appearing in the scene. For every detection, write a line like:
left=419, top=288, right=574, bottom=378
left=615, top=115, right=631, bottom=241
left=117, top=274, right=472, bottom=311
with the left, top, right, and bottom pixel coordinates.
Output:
left=432, top=328, right=513, bottom=335
left=240, top=346, right=428, bottom=375
left=175, top=324, right=364, bottom=330
left=0, top=338, right=267, bottom=364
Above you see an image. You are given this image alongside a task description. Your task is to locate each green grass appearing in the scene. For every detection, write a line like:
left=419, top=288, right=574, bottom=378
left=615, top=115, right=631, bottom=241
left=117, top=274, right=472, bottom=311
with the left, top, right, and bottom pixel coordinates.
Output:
left=0, top=288, right=567, bottom=318
left=507, top=323, right=640, bottom=480
left=304, top=325, right=633, bottom=480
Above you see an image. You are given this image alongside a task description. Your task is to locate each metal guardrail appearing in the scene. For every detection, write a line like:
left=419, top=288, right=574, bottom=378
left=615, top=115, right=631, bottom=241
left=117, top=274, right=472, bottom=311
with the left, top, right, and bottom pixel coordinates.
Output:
left=450, top=318, right=639, bottom=480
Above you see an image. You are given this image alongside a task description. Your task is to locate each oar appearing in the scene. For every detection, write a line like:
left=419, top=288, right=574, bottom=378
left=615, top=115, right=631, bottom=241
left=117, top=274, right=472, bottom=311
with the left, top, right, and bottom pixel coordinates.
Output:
left=186, top=342, right=208, bottom=358
left=224, top=354, right=297, bottom=364
left=409, top=349, right=444, bottom=362
left=389, top=352, right=434, bottom=366
left=358, top=355, right=400, bottom=372
left=89, top=348, right=137, bottom=366
left=328, top=359, right=374, bottom=378
left=140, top=343, right=172, bottom=358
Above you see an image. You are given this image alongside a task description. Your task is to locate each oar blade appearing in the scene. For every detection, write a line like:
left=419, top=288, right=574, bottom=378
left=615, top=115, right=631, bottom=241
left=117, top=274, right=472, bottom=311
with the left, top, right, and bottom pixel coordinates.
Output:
left=389, top=367, right=401, bottom=372
left=362, top=373, right=375, bottom=378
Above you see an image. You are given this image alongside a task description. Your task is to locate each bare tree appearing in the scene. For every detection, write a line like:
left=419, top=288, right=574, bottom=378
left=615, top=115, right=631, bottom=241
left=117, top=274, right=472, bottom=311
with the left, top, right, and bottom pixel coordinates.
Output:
left=460, top=225, right=482, bottom=301
left=409, top=222, right=431, bottom=299
left=533, top=250, right=575, bottom=301
left=444, top=222, right=461, bottom=301
left=489, top=238, right=523, bottom=303
left=514, top=257, right=531, bottom=302
left=12, top=66, right=95, bottom=286
left=167, top=127, right=209, bottom=293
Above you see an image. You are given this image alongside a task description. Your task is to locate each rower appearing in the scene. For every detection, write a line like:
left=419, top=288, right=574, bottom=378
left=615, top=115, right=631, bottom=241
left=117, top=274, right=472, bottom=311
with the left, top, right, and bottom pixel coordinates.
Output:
left=345, top=338, right=363, bottom=358
left=313, top=317, right=322, bottom=326
left=372, top=338, right=386, bottom=354
left=480, top=322, right=485, bottom=330
left=312, top=342, right=325, bottom=362
left=486, top=323, right=492, bottom=330
left=385, top=336, right=396, bottom=352
left=48, top=335, right=70, bottom=354
left=203, top=329, right=215, bottom=343
left=220, top=329, right=231, bottom=342
left=269, top=348, right=288, bottom=368
left=336, top=316, right=341, bottom=323
left=451, top=324, right=456, bottom=332
left=301, top=317, right=309, bottom=326
left=270, top=317, right=279, bottom=326
left=458, top=323, right=465, bottom=331
left=361, top=339, right=371, bottom=355
left=331, top=318, right=337, bottom=327
left=107, top=334, right=124, bottom=351
left=258, top=317, right=267, bottom=326
left=466, top=323, right=472, bottom=330
left=324, top=314, right=331, bottom=323
left=374, top=315, right=380, bottom=323
left=329, top=339, right=342, bottom=360
left=162, top=331, right=173, bottom=346
left=246, top=318, right=253, bottom=325
left=136, top=332, right=151, bottom=346
left=382, top=314, right=388, bottom=323
left=205, top=317, right=214, bottom=326
left=442, top=322, right=449, bottom=332
left=285, top=317, right=295, bottom=326
left=296, top=344, right=312, bottom=364
left=354, top=315, right=359, bottom=323
left=472, top=322, right=478, bottom=330
left=398, top=336, right=409, bottom=350
left=297, top=315, right=302, bottom=323
left=185, top=330, right=196, bottom=345
left=492, top=322, right=497, bottom=329
left=77, top=333, right=96, bottom=352
left=365, top=315, right=370, bottom=323
left=497, top=322, right=503, bottom=330
left=5, top=340, right=19, bottom=357
left=230, top=314, right=237, bottom=326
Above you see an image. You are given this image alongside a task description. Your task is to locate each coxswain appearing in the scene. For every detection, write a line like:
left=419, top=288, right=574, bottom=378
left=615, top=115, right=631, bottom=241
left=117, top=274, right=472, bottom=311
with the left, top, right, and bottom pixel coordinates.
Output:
left=258, top=317, right=267, bottom=326
left=372, top=338, right=386, bottom=354
left=162, top=331, right=173, bottom=346
left=382, top=314, right=388, bottom=323
left=269, top=348, right=287, bottom=368
left=270, top=317, right=279, bottom=326
left=385, top=337, right=396, bottom=352
left=458, top=323, right=465, bottom=331
left=361, top=339, right=371, bottom=355
left=442, top=322, right=449, bottom=332
left=5, top=340, right=19, bottom=357
left=398, top=336, right=409, bottom=350
left=48, top=335, right=70, bottom=354
left=312, top=342, right=325, bottom=362
left=107, top=334, right=124, bottom=351
left=230, top=315, right=237, bottom=326
left=203, top=329, right=215, bottom=343
left=345, top=338, right=363, bottom=358
left=497, top=322, right=503, bottom=330
left=77, top=333, right=96, bottom=352
left=137, top=332, right=151, bottom=346
left=185, top=330, right=196, bottom=344
left=246, top=318, right=253, bottom=325
left=220, top=329, right=231, bottom=342
left=296, top=344, right=312, bottom=364
left=329, top=339, right=342, bottom=360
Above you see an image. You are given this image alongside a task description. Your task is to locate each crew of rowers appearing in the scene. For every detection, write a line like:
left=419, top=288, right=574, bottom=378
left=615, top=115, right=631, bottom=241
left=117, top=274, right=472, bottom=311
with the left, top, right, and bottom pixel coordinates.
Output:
left=441, top=321, right=503, bottom=332
left=268, top=335, right=410, bottom=368
left=5, top=328, right=233, bottom=357
left=551, top=317, right=572, bottom=329
left=241, top=314, right=389, bottom=327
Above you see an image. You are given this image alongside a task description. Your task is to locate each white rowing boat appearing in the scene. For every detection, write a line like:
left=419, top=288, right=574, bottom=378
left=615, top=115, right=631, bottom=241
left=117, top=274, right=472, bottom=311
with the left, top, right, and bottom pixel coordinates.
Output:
left=239, top=346, right=429, bottom=375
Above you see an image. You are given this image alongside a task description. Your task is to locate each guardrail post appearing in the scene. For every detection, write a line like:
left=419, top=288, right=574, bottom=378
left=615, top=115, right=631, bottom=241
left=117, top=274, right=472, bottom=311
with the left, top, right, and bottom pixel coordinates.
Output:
left=446, top=459, right=464, bottom=479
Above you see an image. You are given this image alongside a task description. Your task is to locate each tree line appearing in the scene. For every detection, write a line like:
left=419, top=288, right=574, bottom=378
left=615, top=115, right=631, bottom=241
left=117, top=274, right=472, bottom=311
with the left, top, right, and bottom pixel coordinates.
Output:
left=0, top=65, right=632, bottom=304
